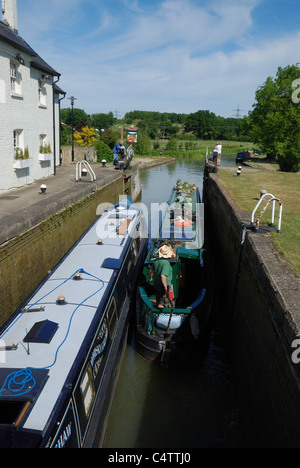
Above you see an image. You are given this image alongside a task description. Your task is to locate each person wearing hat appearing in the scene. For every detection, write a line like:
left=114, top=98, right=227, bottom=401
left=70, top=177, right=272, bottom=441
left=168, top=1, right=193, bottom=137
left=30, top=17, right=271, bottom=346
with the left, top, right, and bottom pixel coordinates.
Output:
left=153, top=244, right=175, bottom=309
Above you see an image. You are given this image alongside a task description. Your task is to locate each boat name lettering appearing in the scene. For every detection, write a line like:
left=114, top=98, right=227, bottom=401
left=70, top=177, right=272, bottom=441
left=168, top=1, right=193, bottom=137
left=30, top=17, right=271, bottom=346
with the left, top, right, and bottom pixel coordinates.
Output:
left=54, top=422, right=72, bottom=448
left=90, top=320, right=109, bottom=369
left=93, top=355, right=103, bottom=379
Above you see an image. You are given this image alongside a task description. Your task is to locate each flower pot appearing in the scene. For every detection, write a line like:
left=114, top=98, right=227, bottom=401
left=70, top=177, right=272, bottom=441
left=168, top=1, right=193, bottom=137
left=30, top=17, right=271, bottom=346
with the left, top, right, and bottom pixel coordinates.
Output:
left=13, top=158, right=33, bottom=169
left=39, top=153, right=53, bottom=161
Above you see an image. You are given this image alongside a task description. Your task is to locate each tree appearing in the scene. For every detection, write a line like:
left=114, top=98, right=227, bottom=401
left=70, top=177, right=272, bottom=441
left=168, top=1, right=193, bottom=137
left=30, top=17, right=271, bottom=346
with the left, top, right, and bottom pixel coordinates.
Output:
left=74, top=126, right=97, bottom=147
left=135, top=132, right=151, bottom=155
left=91, top=112, right=115, bottom=130
left=250, top=64, right=300, bottom=171
left=185, top=110, right=218, bottom=140
left=61, top=108, right=91, bottom=128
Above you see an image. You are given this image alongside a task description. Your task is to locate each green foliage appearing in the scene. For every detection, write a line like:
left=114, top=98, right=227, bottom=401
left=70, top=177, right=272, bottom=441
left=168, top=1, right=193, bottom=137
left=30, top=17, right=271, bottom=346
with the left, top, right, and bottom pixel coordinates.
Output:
left=166, top=139, right=177, bottom=151
left=134, top=132, right=152, bottom=155
left=94, top=140, right=113, bottom=162
left=101, top=128, right=119, bottom=149
left=15, top=146, right=30, bottom=160
left=91, top=112, right=115, bottom=130
left=185, top=110, right=250, bottom=141
left=278, top=136, right=300, bottom=172
left=61, top=108, right=91, bottom=129
left=250, top=64, right=300, bottom=172
left=39, top=143, right=52, bottom=153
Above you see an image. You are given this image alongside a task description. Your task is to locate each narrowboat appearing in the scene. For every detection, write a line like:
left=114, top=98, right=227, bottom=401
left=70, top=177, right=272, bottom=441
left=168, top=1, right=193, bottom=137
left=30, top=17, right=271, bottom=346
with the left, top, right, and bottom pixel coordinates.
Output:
left=0, top=196, right=147, bottom=448
left=136, top=182, right=212, bottom=363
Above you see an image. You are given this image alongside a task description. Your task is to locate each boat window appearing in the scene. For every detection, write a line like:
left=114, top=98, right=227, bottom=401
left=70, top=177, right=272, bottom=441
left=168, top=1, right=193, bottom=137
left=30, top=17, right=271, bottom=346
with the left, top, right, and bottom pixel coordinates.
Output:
left=80, top=365, right=95, bottom=419
left=107, top=297, right=118, bottom=338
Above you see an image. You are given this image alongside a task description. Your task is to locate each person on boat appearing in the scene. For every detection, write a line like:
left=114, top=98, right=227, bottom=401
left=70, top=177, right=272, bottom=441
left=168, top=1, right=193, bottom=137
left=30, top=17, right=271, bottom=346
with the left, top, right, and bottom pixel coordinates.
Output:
left=153, top=244, right=175, bottom=309
left=113, top=140, right=126, bottom=166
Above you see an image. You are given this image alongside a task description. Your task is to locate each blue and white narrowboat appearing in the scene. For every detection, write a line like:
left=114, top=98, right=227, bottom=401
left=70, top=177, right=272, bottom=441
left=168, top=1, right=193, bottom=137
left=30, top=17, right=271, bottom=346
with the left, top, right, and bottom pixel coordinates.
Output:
left=0, top=196, right=147, bottom=448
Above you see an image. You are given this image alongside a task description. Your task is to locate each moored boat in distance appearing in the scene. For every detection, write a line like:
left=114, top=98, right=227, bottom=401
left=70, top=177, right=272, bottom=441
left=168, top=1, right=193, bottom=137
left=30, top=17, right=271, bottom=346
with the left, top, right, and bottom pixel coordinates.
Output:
left=136, top=182, right=212, bottom=363
left=0, top=196, right=147, bottom=448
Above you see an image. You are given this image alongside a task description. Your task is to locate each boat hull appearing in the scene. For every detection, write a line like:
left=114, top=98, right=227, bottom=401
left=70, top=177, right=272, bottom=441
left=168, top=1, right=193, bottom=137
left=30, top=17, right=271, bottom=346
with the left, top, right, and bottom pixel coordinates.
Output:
left=136, top=288, right=212, bottom=363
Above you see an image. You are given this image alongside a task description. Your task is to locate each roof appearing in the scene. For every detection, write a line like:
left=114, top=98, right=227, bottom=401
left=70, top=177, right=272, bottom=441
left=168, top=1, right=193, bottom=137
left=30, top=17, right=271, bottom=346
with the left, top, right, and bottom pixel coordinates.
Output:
left=0, top=202, right=141, bottom=434
left=0, top=20, right=60, bottom=76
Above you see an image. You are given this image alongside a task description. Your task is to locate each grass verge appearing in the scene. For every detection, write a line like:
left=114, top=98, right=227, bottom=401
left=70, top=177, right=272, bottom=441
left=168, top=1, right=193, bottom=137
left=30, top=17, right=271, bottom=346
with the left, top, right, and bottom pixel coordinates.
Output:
left=217, top=162, right=300, bottom=277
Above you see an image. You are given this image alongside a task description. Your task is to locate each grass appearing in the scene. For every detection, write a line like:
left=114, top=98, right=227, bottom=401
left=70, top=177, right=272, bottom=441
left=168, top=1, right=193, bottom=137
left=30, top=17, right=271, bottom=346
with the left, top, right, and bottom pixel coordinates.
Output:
left=136, top=139, right=253, bottom=159
left=217, top=162, right=300, bottom=277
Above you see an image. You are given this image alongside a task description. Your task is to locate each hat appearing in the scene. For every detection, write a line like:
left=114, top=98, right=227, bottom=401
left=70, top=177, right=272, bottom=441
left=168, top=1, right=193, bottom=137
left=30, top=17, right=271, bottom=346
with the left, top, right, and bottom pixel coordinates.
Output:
left=158, top=244, right=174, bottom=259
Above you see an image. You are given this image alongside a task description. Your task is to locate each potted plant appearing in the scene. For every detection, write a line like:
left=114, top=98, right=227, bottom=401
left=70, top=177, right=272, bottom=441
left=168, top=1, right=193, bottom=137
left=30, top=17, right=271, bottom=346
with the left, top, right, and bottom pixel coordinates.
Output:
left=13, top=146, right=33, bottom=169
left=39, top=143, right=53, bottom=161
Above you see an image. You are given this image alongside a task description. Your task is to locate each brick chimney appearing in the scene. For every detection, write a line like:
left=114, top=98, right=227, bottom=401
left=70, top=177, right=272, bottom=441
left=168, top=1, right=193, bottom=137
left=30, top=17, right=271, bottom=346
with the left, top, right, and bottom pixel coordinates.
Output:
left=2, top=0, right=18, bottom=33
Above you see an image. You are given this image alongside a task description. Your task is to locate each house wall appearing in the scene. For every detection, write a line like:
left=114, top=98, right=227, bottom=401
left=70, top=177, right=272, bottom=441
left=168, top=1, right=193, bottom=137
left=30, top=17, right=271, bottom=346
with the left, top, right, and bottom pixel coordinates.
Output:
left=0, top=41, right=57, bottom=194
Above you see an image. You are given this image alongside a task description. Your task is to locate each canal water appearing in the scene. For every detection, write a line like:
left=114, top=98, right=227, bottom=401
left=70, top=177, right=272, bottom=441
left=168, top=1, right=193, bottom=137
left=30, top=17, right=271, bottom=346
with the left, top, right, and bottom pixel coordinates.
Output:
left=102, top=155, right=243, bottom=448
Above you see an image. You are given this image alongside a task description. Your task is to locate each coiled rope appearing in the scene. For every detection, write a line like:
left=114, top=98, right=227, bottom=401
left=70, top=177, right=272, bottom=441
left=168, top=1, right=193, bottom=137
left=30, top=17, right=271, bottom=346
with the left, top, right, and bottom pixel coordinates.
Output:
left=0, top=269, right=105, bottom=398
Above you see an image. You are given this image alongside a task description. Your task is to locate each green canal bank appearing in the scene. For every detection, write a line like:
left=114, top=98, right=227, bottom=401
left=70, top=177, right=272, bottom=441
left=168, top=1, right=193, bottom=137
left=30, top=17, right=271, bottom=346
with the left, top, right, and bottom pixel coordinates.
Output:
left=204, top=164, right=300, bottom=448
left=0, top=157, right=174, bottom=325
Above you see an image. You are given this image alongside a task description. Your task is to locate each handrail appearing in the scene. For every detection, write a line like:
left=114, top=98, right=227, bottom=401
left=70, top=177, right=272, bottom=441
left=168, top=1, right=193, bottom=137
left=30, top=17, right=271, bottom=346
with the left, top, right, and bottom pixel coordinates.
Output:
left=76, top=160, right=96, bottom=182
left=251, top=192, right=283, bottom=233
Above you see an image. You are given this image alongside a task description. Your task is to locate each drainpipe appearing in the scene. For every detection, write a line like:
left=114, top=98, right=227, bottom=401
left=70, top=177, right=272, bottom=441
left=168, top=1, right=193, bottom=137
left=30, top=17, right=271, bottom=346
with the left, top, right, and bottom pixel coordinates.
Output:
left=58, top=92, right=66, bottom=166
left=52, top=74, right=62, bottom=175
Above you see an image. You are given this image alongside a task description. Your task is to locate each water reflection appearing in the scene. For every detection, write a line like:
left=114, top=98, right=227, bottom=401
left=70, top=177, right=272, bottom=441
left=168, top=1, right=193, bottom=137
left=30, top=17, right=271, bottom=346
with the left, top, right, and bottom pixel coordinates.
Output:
left=103, top=156, right=242, bottom=448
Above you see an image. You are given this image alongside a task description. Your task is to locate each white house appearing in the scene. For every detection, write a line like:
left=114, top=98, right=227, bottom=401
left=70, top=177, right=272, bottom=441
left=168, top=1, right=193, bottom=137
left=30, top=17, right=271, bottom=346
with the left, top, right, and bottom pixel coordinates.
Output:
left=0, top=0, right=65, bottom=194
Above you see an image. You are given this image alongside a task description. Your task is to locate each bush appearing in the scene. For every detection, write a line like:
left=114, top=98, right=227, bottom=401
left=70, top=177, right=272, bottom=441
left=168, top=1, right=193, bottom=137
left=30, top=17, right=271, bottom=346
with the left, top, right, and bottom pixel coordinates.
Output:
left=166, top=139, right=177, bottom=151
left=278, top=138, right=300, bottom=172
left=135, top=132, right=152, bottom=155
left=94, top=140, right=113, bottom=163
left=278, top=150, right=300, bottom=172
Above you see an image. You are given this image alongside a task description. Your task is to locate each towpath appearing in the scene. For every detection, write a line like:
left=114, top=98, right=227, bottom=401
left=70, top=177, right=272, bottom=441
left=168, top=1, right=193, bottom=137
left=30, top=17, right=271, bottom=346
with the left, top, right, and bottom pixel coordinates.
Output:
left=0, top=157, right=173, bottom=245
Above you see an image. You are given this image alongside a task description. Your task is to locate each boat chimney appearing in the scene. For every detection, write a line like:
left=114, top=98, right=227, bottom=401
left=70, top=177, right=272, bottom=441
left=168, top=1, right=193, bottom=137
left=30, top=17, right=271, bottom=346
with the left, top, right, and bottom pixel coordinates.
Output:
left=2, top=0, right=18, bottom=33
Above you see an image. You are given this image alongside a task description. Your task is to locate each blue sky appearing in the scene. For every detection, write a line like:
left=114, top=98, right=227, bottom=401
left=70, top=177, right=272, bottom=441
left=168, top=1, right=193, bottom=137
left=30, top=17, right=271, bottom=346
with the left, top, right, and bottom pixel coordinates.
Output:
left=15, top=0, right=300, bottom=118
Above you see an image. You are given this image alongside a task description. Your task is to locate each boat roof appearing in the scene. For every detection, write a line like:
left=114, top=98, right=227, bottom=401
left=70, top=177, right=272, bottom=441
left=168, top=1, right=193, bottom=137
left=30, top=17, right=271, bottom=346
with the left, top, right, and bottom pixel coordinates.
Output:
left=0, top=199, right=141, bottom=433
left=147, top=184, right=203, bottom=259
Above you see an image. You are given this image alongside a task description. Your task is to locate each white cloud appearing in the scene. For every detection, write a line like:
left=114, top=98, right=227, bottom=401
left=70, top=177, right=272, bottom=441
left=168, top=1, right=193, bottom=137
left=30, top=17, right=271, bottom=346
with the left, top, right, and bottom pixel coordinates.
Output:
left=18, top=0, right=300, bottom=116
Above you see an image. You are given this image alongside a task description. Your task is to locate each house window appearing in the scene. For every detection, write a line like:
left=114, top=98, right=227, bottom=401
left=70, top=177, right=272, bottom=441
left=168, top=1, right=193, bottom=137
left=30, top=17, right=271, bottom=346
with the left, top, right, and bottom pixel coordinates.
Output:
left=38, top=80, right=47, bottom=107
left=14, top=129, right=23, bottom=157
left=10, top=62, right=22, bottom=94
left=39, top=134, right=47, bottom=149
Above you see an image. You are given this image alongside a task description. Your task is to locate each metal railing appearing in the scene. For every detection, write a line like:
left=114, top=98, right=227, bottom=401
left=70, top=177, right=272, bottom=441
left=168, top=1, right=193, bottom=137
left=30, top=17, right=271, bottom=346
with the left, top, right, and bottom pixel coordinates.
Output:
left=76, top=160, right=96, bottom=182
left=251, top=192, right=283, bottom=233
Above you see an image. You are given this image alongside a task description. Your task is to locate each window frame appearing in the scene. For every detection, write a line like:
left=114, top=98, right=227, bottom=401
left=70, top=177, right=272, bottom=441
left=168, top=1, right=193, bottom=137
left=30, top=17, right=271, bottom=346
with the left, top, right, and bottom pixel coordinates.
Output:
left=13, top=129, right=24, bottom=157
left=10, top=61, right=22, bottom=96
left=38, top=79, right=47, bottom=107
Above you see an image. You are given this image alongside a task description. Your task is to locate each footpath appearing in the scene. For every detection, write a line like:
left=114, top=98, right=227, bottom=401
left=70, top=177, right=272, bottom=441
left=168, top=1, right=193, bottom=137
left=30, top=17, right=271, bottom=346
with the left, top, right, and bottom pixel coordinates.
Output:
left=0, top=157, right=174, bottom=246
